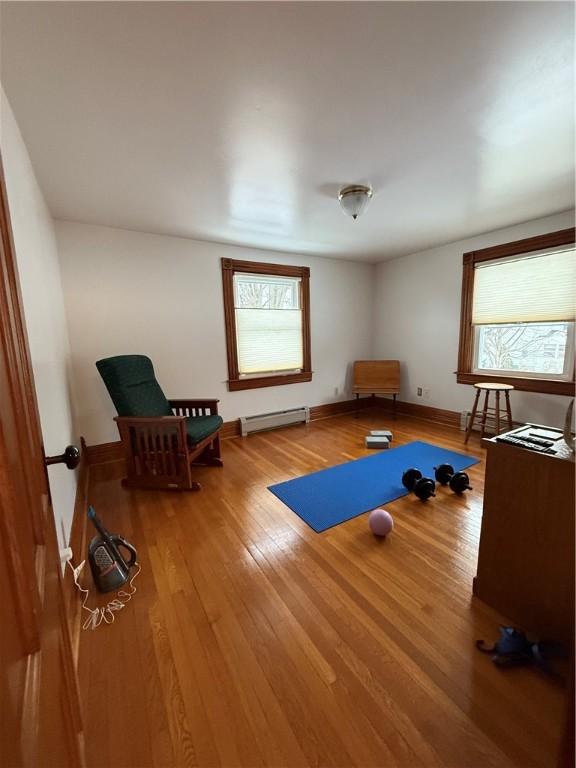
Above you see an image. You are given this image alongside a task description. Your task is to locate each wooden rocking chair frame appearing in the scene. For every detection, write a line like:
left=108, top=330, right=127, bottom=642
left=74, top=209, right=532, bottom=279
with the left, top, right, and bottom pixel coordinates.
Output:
left=115, top=398, right=223, bottom=491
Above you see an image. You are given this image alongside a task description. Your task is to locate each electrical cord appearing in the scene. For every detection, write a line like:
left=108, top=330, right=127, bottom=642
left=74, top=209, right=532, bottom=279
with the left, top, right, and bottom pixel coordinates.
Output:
left=67, top=558, right=141, bottom=630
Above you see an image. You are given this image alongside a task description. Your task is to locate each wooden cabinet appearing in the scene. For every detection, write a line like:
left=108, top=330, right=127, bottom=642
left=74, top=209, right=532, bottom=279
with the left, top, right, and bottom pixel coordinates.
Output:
left=474, top=430, right=574, bottom=647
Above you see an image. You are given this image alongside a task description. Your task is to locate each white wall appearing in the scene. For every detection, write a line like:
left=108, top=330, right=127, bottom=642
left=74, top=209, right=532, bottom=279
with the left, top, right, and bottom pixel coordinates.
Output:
left=1, top=90, right=78, bottom=548
left=56, top=221, right=374, bottom=445
left=373, top=210, right=575, bottom=428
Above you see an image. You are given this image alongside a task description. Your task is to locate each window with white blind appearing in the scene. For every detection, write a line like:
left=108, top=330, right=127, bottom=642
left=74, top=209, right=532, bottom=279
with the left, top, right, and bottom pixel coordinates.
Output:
left=457, top=229, right=576, bottom=395
left=471, top=247, right=575, bottom=379
left=234, top=274, right=303, bottom=375
left=221, top=258, right=312, bottom=391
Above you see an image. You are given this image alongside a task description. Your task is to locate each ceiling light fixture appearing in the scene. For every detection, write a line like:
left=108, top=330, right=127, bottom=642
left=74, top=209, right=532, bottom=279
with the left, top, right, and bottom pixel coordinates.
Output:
left=338, top=184, right=373, bottom=220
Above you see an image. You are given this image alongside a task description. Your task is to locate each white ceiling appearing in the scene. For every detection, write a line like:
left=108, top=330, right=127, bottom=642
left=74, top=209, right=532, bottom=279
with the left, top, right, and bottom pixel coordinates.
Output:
left=1, top=1, right=574, bottom=262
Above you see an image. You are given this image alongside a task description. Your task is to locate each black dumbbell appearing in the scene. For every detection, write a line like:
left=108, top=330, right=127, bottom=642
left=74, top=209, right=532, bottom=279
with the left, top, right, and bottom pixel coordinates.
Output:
left=434, top=463, right=472, bottom=494
left=401, top=468, right=436, bottom=501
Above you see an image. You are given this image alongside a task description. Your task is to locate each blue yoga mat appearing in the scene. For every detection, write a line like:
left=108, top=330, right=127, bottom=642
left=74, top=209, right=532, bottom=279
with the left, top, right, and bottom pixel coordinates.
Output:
left=268, top=440, right=480, bottom=532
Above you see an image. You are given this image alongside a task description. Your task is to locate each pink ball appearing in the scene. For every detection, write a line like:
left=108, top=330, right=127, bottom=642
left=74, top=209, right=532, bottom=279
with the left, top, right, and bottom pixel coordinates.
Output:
left=369, top=508, right=394, bottom=537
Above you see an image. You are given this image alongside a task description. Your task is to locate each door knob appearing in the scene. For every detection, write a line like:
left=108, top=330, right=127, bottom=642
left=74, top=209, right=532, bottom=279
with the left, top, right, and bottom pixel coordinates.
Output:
left=45, top=445, right=81, bottom=470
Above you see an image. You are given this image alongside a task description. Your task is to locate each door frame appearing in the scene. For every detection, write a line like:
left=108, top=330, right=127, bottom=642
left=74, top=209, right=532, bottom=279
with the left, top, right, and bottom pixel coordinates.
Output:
left=0, top=153, right=84, bottom=767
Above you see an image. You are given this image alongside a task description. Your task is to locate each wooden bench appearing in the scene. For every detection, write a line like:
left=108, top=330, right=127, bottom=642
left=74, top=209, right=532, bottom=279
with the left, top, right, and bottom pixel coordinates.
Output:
left=352, top=360, right=401, bottom=416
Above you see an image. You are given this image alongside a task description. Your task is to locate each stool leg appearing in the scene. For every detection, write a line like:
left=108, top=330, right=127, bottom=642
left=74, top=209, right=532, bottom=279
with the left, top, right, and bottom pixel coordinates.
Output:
left=480, top=391, right=490, bottom=440
left=505, top=390, right=513, bottom=432
left=495, top=390, right=501, bottom=437
left=465, top=389, right=481, bottom=444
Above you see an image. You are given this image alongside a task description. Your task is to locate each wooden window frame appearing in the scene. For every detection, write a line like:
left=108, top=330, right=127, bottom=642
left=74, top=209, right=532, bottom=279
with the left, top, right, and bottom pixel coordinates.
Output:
left=456, top=227, right=576, bottom=396
left=221, top=258, right=312, bottom=391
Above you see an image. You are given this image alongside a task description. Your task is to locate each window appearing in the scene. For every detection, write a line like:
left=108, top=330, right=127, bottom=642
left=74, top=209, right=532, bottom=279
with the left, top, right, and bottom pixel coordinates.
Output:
left=221, top=258, right=312, bottom=390
left=474, top=322, right=573, bottom=378
left=235, top=273, right=303, bottom=375
left=457, top=228, right=575, bottom=395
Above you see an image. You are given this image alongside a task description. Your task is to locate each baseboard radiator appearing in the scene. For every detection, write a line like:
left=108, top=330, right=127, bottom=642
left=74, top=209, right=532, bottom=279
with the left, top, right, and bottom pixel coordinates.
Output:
left=240, top=406, right=310, bottom=436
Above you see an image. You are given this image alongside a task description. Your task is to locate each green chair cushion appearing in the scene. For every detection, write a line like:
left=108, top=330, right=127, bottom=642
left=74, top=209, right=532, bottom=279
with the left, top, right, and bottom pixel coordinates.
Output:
left=96, top=355, right=173, bottom=417
left=186, top=414, right=223, bottom=445
left=97, top=355, right=222, bottom=446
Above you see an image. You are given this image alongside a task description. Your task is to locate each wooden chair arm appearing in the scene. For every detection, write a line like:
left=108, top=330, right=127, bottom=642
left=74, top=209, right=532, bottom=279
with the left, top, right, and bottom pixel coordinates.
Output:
left=169, top=399, right=220, bottom=416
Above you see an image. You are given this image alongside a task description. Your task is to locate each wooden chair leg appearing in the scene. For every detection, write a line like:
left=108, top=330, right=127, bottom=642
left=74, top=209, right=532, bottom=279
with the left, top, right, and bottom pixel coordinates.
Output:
left=505, top=390, right=513, bottom=432
left=480, top=391, right=490, bottom=440
left=355, top=393, right=359, bottom=418
left=495, top=390, right=501, bottom=437
left=393, top=393, right=397, bottom=420
left=465, top=388, right=481, bottom=444
left=209, top=434, right=224, bottom=467
left=193, top=434, right=224, bottom=467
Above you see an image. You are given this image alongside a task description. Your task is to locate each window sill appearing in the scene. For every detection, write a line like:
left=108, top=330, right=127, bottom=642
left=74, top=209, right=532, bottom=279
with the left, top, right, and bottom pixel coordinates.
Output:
left=456, top=371, right=574, bottom=396
left=228, top=371, right=313, bottom=391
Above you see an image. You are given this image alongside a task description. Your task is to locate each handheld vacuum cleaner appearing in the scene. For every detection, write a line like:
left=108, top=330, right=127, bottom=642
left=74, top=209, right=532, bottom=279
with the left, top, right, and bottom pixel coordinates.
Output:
left=87, top=505, right=138, bottom=593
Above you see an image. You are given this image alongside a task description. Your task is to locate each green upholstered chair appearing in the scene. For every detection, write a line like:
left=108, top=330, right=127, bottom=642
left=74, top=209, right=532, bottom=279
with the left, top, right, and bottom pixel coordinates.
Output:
left=96, top=355, right=223, bottom=490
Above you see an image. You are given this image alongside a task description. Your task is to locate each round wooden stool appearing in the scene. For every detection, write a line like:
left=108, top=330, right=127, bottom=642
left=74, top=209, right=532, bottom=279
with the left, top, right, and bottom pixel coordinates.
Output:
left=464, top=382, right=514, bottom=444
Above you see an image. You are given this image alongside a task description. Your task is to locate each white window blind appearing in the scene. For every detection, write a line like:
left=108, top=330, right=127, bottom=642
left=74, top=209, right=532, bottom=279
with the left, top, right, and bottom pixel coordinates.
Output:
left=472, top=246, right=576, bottom=325
left=234, top=273, right=303, bottom=375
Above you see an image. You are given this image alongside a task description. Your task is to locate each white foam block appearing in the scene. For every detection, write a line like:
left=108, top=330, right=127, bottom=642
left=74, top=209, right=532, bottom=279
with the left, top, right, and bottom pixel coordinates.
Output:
left=365, top=435, right=390, bottom=449
left=370, top=430, right=393, bottom=440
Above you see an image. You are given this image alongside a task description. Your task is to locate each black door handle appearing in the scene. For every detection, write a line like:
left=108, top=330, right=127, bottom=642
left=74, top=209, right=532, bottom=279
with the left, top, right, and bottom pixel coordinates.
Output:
left=45, top=445, right=81, bottom=470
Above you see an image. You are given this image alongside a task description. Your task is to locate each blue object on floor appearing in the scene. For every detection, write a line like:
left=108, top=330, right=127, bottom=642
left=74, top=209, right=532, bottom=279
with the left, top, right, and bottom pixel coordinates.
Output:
left=268, top=440, right=480, bottom=533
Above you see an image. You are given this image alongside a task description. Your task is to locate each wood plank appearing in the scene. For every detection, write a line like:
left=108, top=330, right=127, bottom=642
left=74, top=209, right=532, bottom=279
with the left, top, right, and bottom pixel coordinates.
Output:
left=377, top=397, right=461, bottom=427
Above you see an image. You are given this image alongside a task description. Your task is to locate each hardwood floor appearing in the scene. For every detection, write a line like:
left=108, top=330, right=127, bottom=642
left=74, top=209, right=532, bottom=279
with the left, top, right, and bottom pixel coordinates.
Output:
left=79, top=411, right=565, bottom=768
